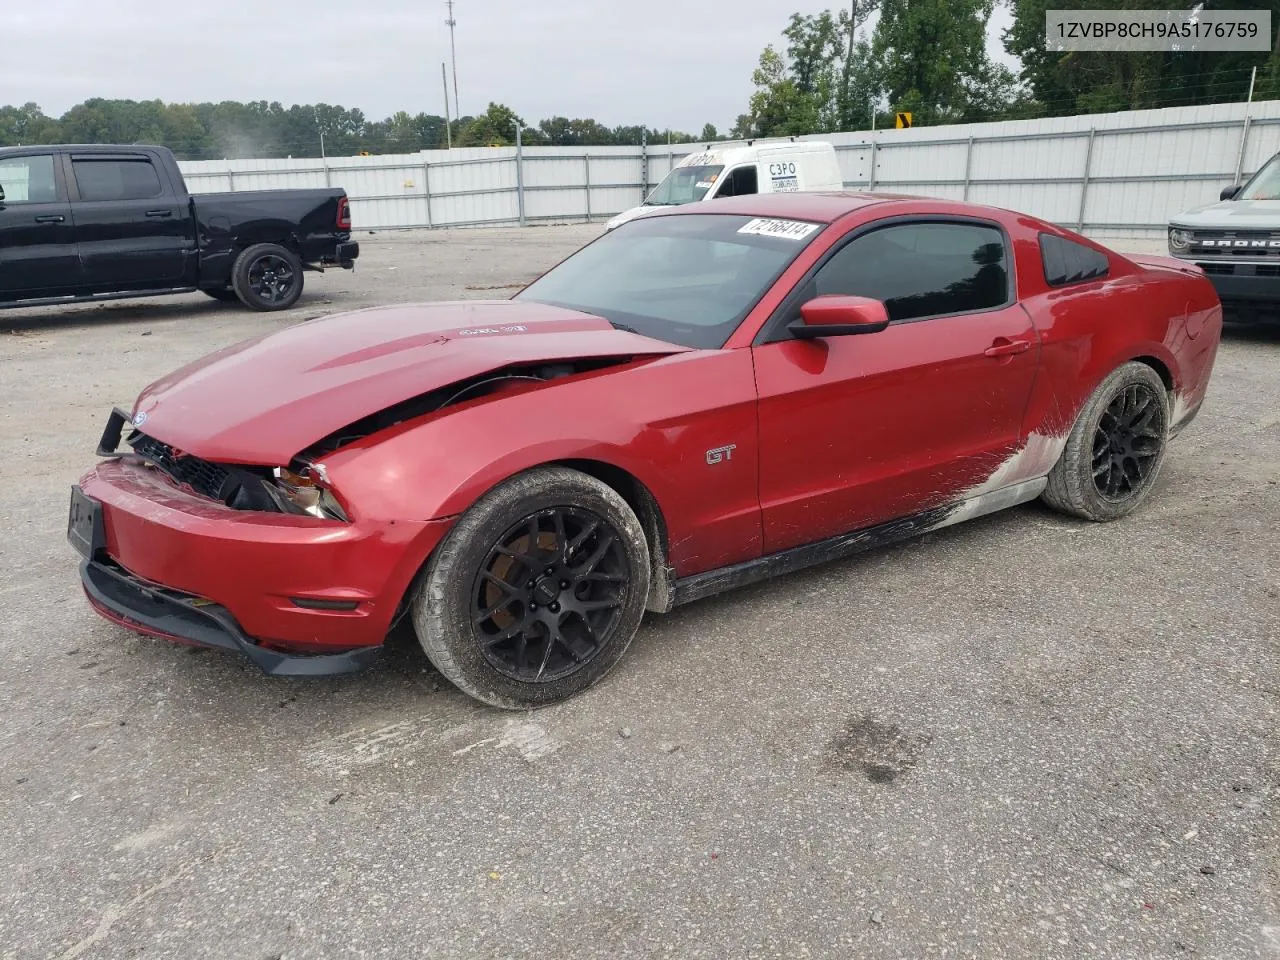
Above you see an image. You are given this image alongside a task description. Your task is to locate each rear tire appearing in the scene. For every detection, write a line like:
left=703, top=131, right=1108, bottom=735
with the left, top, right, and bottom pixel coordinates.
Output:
left=413, top=467, right=650, bottom=709
left=231, top=243, right=304, bottom=311
left=1041, top=362, right=1170, bottom=521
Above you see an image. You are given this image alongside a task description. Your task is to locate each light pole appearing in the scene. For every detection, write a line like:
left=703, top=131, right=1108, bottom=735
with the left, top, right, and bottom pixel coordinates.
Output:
left=445, top=0, right=460, bottom=119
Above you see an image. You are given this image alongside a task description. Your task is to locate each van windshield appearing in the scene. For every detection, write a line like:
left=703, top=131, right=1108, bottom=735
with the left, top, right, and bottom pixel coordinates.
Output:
left=1241, top=154, right=1280, bottom=200
left=645, top=165, right=724, bottom=206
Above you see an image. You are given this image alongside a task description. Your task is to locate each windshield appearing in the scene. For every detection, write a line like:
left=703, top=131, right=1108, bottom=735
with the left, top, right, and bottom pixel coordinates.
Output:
left=515, top=213, right=824, bottom=349
left=645, top=165, right=724, bottom=206
left=1241, top=155, right=1280, bottom=200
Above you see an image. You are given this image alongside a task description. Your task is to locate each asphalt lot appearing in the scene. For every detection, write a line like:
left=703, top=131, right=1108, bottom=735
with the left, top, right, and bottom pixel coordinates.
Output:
left=1, top=224, right=1277, bottom=960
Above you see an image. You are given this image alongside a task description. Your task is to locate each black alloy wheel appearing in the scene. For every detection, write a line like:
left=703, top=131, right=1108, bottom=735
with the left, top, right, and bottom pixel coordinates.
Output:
left=1091, top=382, right=1163, bottom=500
left=1041, top=360, right=1170, bottom=522
left=247, top=253, right=298, bottom=306
left=472, top=507, right=629, bottom=683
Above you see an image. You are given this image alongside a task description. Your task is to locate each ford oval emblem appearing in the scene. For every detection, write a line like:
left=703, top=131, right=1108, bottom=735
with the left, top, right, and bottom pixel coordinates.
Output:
left=132, top=411, right=148, bottom=426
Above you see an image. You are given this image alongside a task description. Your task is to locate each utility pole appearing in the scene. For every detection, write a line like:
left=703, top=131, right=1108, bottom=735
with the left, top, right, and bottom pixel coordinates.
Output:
left=445, top=0, right=460, bottom=119
left=442, top=61, right=453, bottom=149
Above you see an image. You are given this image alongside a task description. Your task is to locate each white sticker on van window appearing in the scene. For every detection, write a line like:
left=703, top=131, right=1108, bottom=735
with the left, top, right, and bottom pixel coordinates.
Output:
left=695, top=181, right=714, bottom=189
left=737, top=218, right=820, bottom=240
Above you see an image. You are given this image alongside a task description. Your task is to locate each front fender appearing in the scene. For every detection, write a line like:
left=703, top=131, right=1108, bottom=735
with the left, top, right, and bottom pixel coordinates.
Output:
left=322, top=349, right=765, bottom=577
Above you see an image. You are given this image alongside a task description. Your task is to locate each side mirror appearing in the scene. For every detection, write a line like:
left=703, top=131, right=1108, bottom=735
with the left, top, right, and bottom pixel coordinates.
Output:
left=1220, top=185, right=1243, bottom=201
left=788, top=295, right=890, bottom=339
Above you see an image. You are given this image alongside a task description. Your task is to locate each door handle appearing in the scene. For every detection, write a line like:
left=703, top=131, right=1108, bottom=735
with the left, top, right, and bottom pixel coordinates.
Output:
left=34, top=214, right=66, bottom=223
left=145, top=210, right=174, bottom=218
left=984, top=337, right=1030, bottom=358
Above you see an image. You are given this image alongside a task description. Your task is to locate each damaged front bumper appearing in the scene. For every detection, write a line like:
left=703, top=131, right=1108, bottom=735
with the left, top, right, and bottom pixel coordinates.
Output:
left=79, top=556, right=380, bottom=677
left=67, top=437, right=453, bottom=677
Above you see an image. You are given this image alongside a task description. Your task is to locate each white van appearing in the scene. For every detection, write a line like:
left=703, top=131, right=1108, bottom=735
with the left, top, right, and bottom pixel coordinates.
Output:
left=605, top=139, right=844, bottom=230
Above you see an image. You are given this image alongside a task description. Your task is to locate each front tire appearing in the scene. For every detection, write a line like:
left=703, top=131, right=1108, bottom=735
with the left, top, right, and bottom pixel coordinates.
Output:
left=413, top=467, right=651, bottom=709
left=231, top=243, right=304, bottom=311
left=1041, top=361, right=1171, bottom=521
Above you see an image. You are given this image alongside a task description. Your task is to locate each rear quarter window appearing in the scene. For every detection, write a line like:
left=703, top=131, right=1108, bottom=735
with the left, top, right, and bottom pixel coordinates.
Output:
left=1040, top=233, right=1110, bottom=287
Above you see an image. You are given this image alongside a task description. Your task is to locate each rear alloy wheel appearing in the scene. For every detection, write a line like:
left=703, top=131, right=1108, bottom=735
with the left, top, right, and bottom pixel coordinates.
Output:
left=413, top=467, right=650, bottom=709
left=1041, top=361, right=1170, bottom=521
left=231, top=242, right=304, bottom=311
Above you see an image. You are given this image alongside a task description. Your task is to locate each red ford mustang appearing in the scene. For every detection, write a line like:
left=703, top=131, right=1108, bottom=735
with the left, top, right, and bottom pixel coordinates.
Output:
left=68, top=193, right=1222, bottom=708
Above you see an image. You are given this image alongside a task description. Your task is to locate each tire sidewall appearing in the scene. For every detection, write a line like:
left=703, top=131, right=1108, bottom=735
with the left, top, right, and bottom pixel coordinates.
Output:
left=1065, top=362, right=1171, bottom=521
left=415, top=468, right=651, bottom=709
left=232, top=243, right=303, bottom=311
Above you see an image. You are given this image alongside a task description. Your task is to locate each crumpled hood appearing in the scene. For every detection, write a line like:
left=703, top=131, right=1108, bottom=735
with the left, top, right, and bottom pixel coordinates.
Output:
left=1170, top=197, right=1280, bottom=228
left=130, top=300, right=688, bottom=464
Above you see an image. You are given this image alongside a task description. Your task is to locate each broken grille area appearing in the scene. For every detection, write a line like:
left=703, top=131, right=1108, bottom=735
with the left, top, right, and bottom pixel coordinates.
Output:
left=129, top=432, right=233, bottom=501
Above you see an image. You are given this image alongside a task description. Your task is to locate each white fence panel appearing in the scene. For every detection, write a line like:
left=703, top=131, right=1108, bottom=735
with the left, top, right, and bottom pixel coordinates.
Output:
left=174, top=99, right=1280, bottom=239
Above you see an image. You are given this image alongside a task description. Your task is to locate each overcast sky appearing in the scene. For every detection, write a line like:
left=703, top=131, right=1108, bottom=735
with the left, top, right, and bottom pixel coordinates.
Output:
left=3, top=0, right=1016, bottom=132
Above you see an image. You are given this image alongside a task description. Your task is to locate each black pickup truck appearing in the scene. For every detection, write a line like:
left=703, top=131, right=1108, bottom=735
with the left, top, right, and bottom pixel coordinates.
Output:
left=0, top=144, right=358, bottom=312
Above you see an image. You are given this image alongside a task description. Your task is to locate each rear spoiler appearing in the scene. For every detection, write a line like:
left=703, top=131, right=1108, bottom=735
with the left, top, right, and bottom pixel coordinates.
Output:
left=1128, top=254, right=1205, bottom=277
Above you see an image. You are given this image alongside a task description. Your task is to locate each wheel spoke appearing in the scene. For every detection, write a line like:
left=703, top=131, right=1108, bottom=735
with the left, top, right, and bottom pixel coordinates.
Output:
left=581, top=571, right=627, bottom=584
left=566, top=519, right=600, bottom=558
left=574, top=532, right=617, bottom=576
left=552, top=510, right=567, bottom=555
left=474, top=597, right=515, bottom=624
left=578, top=597, right=623, bottom=613
left=534, top=628, right=559, bottom=681
left=483, top=620, right=527, bottom=647
left=480, top=570, right=520, bottom=596
left=493, top=544, right=531, bottom=564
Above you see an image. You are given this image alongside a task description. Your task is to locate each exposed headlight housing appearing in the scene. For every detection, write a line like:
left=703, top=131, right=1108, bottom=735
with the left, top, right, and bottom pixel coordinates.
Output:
left=274, top=465, right=349, bottom=521
left=1168, top=227, right=1193, bottom=252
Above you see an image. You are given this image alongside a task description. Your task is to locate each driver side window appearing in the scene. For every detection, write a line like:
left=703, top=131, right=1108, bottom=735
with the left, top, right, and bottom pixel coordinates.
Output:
left=0, top=155, right=58, bottom=204
left=807, top=221, right=1010, bottom=324
left=715, top=166, right=758, bottom=198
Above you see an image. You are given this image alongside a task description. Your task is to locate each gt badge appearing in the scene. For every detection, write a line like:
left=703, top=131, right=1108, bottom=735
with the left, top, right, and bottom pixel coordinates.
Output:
left=706, top=444, right=736, bottom=465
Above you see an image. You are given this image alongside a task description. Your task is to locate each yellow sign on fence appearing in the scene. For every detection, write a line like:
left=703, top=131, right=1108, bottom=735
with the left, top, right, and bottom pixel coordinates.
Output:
left=895, top=112, right=912, bottom=129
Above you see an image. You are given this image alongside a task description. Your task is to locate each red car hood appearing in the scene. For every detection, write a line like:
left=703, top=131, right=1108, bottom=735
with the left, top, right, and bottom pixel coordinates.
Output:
left=130, top=301, right=689, bottom=464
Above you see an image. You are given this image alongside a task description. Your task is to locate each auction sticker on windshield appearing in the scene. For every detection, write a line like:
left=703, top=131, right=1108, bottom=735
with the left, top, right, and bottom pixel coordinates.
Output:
left=738, top=218, right=821, bottom=241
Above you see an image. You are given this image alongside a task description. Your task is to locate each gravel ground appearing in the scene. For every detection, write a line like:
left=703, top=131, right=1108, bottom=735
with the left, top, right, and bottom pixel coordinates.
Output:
left=1, top=224, right=1277, bottom=960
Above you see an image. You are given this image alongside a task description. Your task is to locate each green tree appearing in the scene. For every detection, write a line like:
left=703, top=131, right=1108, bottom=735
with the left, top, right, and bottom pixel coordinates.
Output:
left=741, top=45, right=823, bottom=137
left=872, top=0, right=1019, bottom=125
left=0, top=97, right=709, bottom=157
left=735, top=6, right=882, bottom=137
left=0, top=103, right=56, bottom=146
left=458, top=103, right=527, bottom=146
left=1004, top=0, right=1279, bottom=115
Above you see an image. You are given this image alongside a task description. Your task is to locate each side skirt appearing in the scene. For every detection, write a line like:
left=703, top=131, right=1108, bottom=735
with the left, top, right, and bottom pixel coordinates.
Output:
left=0, top=286, right=200, bottom=311
left=667, top=478, right=1047, bottom=609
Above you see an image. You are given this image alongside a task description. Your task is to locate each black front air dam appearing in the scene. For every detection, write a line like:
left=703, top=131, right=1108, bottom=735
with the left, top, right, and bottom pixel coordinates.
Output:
left=80, top=560, right=380, bottom=677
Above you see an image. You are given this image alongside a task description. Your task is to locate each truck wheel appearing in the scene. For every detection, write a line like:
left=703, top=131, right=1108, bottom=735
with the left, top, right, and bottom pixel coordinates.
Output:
left=1041, top=362, right=1171, bottom=522
left=413, top=466, right=651, bottom=710
left=201, top=287, right=239, bottom=303
left=231, top=243, right=304, bottom=311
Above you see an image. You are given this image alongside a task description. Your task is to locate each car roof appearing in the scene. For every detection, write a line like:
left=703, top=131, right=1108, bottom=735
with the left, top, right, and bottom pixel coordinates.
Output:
left=640, top=192, right=1029, bottom=231
left=639, top=191, right=981, bottom=225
